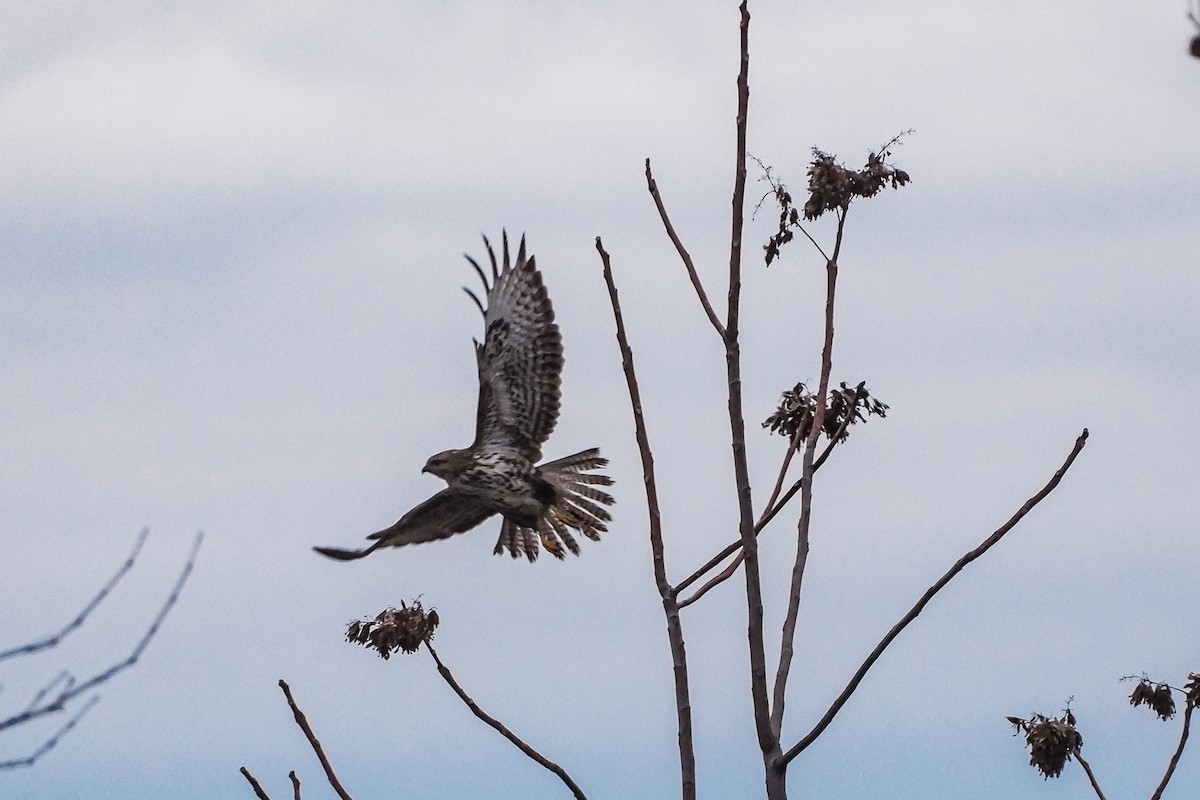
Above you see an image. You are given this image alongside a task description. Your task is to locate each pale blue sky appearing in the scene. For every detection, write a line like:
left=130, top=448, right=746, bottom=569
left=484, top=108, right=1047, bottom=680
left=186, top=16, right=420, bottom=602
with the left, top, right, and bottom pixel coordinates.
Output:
left=3, top=2, right=1198, bottom=798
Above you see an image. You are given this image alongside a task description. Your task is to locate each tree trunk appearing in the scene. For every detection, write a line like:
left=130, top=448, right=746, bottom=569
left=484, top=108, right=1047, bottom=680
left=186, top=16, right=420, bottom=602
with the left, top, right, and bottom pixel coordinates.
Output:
left=764, top=748, right=787, bottom=800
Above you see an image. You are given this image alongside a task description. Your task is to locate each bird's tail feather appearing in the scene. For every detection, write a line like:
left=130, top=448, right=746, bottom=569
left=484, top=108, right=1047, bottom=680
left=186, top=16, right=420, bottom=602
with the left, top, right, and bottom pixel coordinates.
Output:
left=492, top=448, right=615, bottom=561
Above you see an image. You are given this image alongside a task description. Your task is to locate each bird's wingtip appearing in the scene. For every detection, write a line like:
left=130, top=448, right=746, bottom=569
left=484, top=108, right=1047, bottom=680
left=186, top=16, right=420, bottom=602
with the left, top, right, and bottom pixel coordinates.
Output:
left=313, top=545, right=369, bottom=561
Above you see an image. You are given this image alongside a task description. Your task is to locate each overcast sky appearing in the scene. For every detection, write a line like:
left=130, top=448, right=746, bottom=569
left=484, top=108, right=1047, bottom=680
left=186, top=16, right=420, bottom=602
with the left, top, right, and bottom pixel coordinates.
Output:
left=3, top=2, right=1198, bottom=798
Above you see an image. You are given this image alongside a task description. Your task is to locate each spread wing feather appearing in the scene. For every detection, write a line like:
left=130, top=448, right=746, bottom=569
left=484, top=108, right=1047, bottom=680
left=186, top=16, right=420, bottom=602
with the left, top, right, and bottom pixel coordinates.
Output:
left=465, top=232, right=563, bottom=461
left=312, top=489, right=495, bottom=560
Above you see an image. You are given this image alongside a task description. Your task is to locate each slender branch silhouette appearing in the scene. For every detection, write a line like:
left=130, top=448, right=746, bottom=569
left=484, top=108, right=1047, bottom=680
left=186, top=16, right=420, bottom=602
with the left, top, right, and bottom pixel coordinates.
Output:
left=1150, top=701, right=1193, bottom=800
left=0, top=529, right=149, bottom=663
left=779, top=429, right=1089, bottom=765
left=0, top=696, right=98, bottom=769
left=426, top=642, right=588, bottom=800
left=595, top=236, right=695, bottom=799
left=676, top=408, right=854, bottom=610
left=772, top=210, right=848, bottom=736
left=239, top=766, right=274, bottom=800
left=1073, top=747, right=1108, bottom=800
left=0, top=531, right=203, bottom=744
left=644, top=159, right=725, bottom=338
left=278, top=680, right=353, bottom=800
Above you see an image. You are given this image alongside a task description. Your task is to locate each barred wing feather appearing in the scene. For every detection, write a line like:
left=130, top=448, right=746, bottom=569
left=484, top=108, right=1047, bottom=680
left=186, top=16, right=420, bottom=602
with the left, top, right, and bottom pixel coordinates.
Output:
left=313, top=489, right=495, bottom=561
left=464, top=232, right=564, bottom=461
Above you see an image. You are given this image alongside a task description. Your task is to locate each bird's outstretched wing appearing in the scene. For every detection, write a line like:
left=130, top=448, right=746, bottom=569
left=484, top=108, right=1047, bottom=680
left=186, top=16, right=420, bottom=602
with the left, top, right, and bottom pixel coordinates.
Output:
left=313, top=489, right=496, bottom=561
left=463, top=232, right=563, bottom=461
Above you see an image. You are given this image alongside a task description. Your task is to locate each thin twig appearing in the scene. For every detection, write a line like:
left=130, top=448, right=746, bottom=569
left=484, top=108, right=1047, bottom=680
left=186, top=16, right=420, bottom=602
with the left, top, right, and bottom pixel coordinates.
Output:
left=594, top=238, right=672, bottom=602
left=0, top=695, right=99, bottom=769
left=778, top=429, right=1090, bottom=766
left=425, top=642, right=588, bottom=800
left=645, top=159, right=725, bottom=338
left=0, top=532, right=204, bottom=733
left=596, top=237, right=695, bottom=800
left=759, top=425, right=806, bottom=521
left=675, top=413, right=852, bottom=609
left=0, top=528, right=149, bottom=662
left=1072, top=747, right=1108, bottom=800
left=791, top=223, right=829, bottom=263
left=24, top=671, right=72, bottom=714
left=772, top=210, right=848, bottom=735
left=748, top=152, right=830, bottom=262
left=278, top=681, right=353, bottom=800
left=240, top=767, right=275, bottom=800
left=289, top=770, right=303, bottom=800
left=1150, top=702, right=1193, bottom=800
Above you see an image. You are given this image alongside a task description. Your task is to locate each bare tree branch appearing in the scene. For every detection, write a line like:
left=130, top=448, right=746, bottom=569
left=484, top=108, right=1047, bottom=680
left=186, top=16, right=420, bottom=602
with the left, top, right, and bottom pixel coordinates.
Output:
left=675, top=409, right=853, bottom=609
left=240, top=766, right=275, bottom=800
left=425, top=642, right=588, bottom=800
left=0, top=531, right=203, bottom=734
left=1072, top=747, right=1108, bottom=800
left=289, top=770, right=303, bottom=800
left=23, top=672, right=72, bottom=715
left=593, top=238, right=672, bottom=603
left=757, top=410, right=817, bottom=528
left=719, top=2, right=779, bottom=770
left=1150, top=702, right=1193, bottom=800
left=778, top=429, right=1089, bottom=766
left=0, top=695, right=98, bottom=769
left=0, top=528, right=149, bottom=663
left=644, top=159, right=725, bottom=338
left=772, top=210, right=849, bottom=735
left=595, top=236, right=695, bottom=800
left=278, top=680, right=353, bottom=800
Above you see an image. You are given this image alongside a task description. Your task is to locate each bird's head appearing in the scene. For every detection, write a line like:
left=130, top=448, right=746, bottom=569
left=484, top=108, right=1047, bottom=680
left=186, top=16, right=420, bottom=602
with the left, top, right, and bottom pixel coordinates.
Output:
left=422, top=449, right=465, bottom=480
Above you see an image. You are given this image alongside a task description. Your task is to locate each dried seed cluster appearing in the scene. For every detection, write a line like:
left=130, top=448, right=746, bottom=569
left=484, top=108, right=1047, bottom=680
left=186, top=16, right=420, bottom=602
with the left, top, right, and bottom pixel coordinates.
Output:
left=758, top=141, right=911, bottom=266
left=803, top=150, right=911, bottom=221
left=346, top=599, right=440, bottom=660
left=1129, top=679, right=1176, bottom=720
left=763, top=381, right=888, bottom=445
left=1186, top=672, right=1200, bottom=705
left=1006, top=710, right=1082, bottom=780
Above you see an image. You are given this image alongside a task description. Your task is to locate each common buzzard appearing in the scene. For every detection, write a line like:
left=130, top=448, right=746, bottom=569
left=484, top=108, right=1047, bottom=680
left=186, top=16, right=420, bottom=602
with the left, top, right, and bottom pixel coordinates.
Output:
left=314, top=233, right=614, bottom=562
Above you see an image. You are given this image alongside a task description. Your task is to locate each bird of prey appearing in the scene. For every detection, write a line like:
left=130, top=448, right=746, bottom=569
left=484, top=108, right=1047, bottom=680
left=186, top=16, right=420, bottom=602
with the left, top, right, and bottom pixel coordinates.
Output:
left=314, top=233, right=614, bottom=562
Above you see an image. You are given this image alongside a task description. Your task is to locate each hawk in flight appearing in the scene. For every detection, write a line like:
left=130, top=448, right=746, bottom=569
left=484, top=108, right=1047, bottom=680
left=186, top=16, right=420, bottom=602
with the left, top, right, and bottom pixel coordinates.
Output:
left=315, top=233, right=614, bottom=562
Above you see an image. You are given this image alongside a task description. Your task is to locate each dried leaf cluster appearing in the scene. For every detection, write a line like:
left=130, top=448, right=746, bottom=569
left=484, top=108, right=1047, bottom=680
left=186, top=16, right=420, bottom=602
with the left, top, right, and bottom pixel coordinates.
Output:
left=1129, top=678, right=1176, bottom=720
left=1006, top=709, right=1082, bottom=780
left=763, top=381, right=888, bottom=445
left=802, top=149, right=911, bottom=221
left=346, top=600, right=440, bottom=660
left=758, top=140, right=911, bottom=266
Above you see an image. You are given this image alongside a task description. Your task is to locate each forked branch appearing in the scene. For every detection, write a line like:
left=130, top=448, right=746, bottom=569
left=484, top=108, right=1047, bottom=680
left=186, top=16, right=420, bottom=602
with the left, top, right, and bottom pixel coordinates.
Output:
left=779, top=429, right=1089, bottom=765
left=278, top=680, right=353, bottom=800
left=0, top=696, right=98, bottom=769
left=0, top=531, right=203, bottom=736
left=675, top=406, right=855, bottom=609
